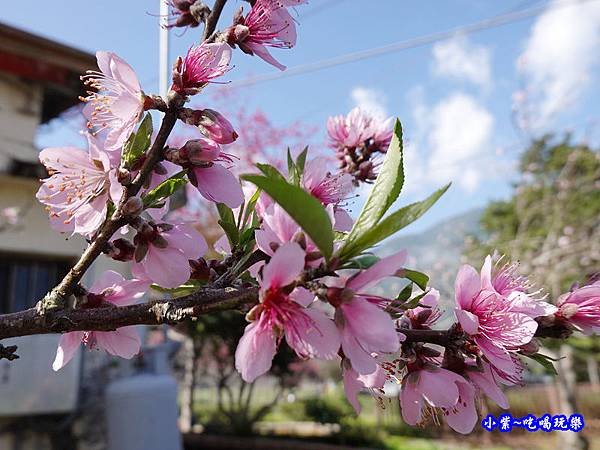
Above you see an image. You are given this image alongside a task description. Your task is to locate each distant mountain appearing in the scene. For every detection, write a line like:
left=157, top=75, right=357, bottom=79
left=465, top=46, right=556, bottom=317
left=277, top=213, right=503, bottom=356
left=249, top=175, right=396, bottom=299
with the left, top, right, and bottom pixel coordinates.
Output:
left=371, top=208, right=484, bottom=310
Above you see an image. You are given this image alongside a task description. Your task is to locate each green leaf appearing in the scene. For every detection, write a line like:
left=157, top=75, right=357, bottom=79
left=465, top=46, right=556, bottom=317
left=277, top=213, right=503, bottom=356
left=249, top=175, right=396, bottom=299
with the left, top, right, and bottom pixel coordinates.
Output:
left=337, top=183, right=450, bottom=260
left=296, top=146, right=309, bottom=174
left=142, top=171, right=187, bottom=209
left=150, top=280, right=205, bottom=298
left=395, top=284, right=413, bottom=303
left=122, top=113, right=153, bottom=168
left=523, top=353, right=558, bottom=375
left=340, top=120, right=404, bottom=255
left=217, top=203, right=239, bottom=247
left=256, top=163, right=286, bottom=181
left=340, top=254, right=380, bottom=270
left=239, top=226, right=257, bottom=248
left=401, top=269, right=429, bottom=291
left=241, top=174, right=334, bottom=259
left=242, top=188, right=261, bottom=228
left=400, top=291, right=429, bottom=310
left=287, top=148, right=298, bottom=184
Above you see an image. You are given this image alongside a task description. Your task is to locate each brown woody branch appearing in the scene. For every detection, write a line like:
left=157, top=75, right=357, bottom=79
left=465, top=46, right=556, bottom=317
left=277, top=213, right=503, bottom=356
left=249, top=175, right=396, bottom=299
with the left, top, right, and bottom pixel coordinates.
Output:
left=203, top=0, right=228, bottom=41
left=401, top=318, right=573, bottom=347
left=2, top=286, right=258, bottom=342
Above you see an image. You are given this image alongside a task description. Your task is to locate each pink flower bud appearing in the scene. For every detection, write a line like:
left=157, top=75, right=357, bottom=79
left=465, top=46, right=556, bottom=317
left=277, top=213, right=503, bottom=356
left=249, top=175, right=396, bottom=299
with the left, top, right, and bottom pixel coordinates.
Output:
left=122, top=197, right=144, bottom=217
left=197, top=109, right=238, bottom=144
left=181, top=138, right=221, bottom=165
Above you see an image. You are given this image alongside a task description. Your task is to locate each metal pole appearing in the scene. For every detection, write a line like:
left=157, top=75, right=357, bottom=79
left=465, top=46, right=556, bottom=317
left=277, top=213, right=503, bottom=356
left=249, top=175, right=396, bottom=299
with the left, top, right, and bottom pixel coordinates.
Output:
left=159, top=0, right=170, bottom=98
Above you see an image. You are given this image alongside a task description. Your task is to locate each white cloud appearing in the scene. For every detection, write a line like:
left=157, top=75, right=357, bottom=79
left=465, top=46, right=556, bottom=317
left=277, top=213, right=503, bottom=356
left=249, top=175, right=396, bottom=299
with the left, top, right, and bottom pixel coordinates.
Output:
left=517, top=0, right=600, bottom=128
left=405, top=89, right=495, bottom=194
left=428, top=93, right=494, bottom=192
left=432, top=35, right=492, bottom=88
left=350, top=86, right=388, bottom=120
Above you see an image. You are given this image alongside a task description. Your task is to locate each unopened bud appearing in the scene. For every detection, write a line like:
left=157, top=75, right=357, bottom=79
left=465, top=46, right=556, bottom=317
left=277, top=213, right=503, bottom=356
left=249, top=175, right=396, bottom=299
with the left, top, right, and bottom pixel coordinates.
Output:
left=117, top=168, right=132, bottom=185
left=122, top=197, right=144, bottom=217
left=181, top=138, right=221, bottom=165
left=197, top=109, right=237, bottom=144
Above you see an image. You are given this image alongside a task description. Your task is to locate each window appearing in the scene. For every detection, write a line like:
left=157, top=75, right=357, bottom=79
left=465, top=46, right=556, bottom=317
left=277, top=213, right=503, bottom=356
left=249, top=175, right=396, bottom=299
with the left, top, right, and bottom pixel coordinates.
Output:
left=0, top=255, right=70, bottom=313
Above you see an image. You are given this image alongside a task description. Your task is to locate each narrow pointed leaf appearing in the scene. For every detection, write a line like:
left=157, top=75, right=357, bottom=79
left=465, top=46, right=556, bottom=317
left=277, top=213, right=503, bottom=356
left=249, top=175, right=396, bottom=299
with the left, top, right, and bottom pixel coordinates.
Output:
left=122, top=113, right=153, bottom=168
left=242, top=174, right=334, bottom=259
left=337, top=183, right=450, bottom=260
left=339, top=120, right=404, bottom=256
left=142, top=171, right=187, bottom=208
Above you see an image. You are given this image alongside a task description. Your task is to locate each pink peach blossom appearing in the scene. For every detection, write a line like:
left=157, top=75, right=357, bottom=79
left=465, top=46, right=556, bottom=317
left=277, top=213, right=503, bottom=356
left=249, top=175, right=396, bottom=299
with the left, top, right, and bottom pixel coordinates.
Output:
left=131, top=222, right=208, bottom=288
left=327, top=107, right=393, bottom=151
left=81, top=51, right=144, bottom=151
left=172, top=43, right=231, bottom=95
left=342, top=360, right=387, bottom=414
left=556, top=282, right=600, bottom=335
left=227, top=0, right=307, bottom=71
left=302, top=157, right=354, bottom=232
left=36, top=135, right=122, bottom=237
left=235, top=243, right=340, bottom=382
left=52, top=271, right=149, bottom=371
left=188, top=149, right=244, bottom=208
left=255, top=203, right=321, bottom=264
left=400, top=364, right=477, bottom=434
left=330, top=251, right=407, bottom=375
left=454, top=257, right=554, bottom=380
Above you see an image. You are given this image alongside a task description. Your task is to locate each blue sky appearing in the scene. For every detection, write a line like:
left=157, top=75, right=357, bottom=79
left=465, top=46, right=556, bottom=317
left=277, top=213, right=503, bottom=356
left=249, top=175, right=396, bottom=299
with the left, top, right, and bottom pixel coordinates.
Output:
left=4, top=0, right=600, bottom=233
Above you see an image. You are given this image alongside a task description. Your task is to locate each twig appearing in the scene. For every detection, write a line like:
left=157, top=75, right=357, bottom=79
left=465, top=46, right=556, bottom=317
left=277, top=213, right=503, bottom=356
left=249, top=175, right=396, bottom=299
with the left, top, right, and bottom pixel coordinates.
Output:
left=203, top=0, right=228, bottom=41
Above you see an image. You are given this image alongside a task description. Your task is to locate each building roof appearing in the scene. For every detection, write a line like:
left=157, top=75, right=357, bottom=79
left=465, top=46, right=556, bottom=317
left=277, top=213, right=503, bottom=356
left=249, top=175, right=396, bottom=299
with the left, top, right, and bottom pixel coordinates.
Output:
left=0, top=22, right=96, bottom=123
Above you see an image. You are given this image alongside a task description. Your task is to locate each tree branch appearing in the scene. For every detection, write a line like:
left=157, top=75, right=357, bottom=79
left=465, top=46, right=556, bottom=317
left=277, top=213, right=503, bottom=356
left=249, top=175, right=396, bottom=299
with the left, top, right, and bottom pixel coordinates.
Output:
left=1, top=286, right=258, bottom=341
left=203, top=0, right=228, bottom=41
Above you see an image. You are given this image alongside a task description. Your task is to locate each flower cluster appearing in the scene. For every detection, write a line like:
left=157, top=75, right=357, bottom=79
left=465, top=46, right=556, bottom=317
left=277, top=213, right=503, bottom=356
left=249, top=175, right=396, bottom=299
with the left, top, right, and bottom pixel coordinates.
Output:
left=38, top=41, right=240, bottom=365
left=327, top=107, right=394, bottom=184
left=225, top=0, right=307, bottom=70
left=30, top=1, right=600, bottom=438
left=384, top=257, right=556, bottom=433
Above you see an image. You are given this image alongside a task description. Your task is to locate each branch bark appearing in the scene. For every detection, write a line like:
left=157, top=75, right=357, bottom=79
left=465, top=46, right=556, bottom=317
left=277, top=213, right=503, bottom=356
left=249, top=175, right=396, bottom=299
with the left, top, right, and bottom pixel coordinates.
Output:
left=1, top=286, right=258, bottom=341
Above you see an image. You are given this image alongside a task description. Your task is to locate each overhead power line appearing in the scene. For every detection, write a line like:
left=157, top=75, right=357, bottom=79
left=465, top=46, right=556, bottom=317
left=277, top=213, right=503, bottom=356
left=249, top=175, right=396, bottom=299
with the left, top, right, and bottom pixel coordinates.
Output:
left=226, top=0, right=598, bottom=88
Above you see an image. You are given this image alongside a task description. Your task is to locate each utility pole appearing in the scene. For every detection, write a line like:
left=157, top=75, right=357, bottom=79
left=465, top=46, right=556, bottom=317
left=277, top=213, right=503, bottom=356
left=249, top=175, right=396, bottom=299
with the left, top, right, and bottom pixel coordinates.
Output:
left=159, top=0, right=170, bottom=98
